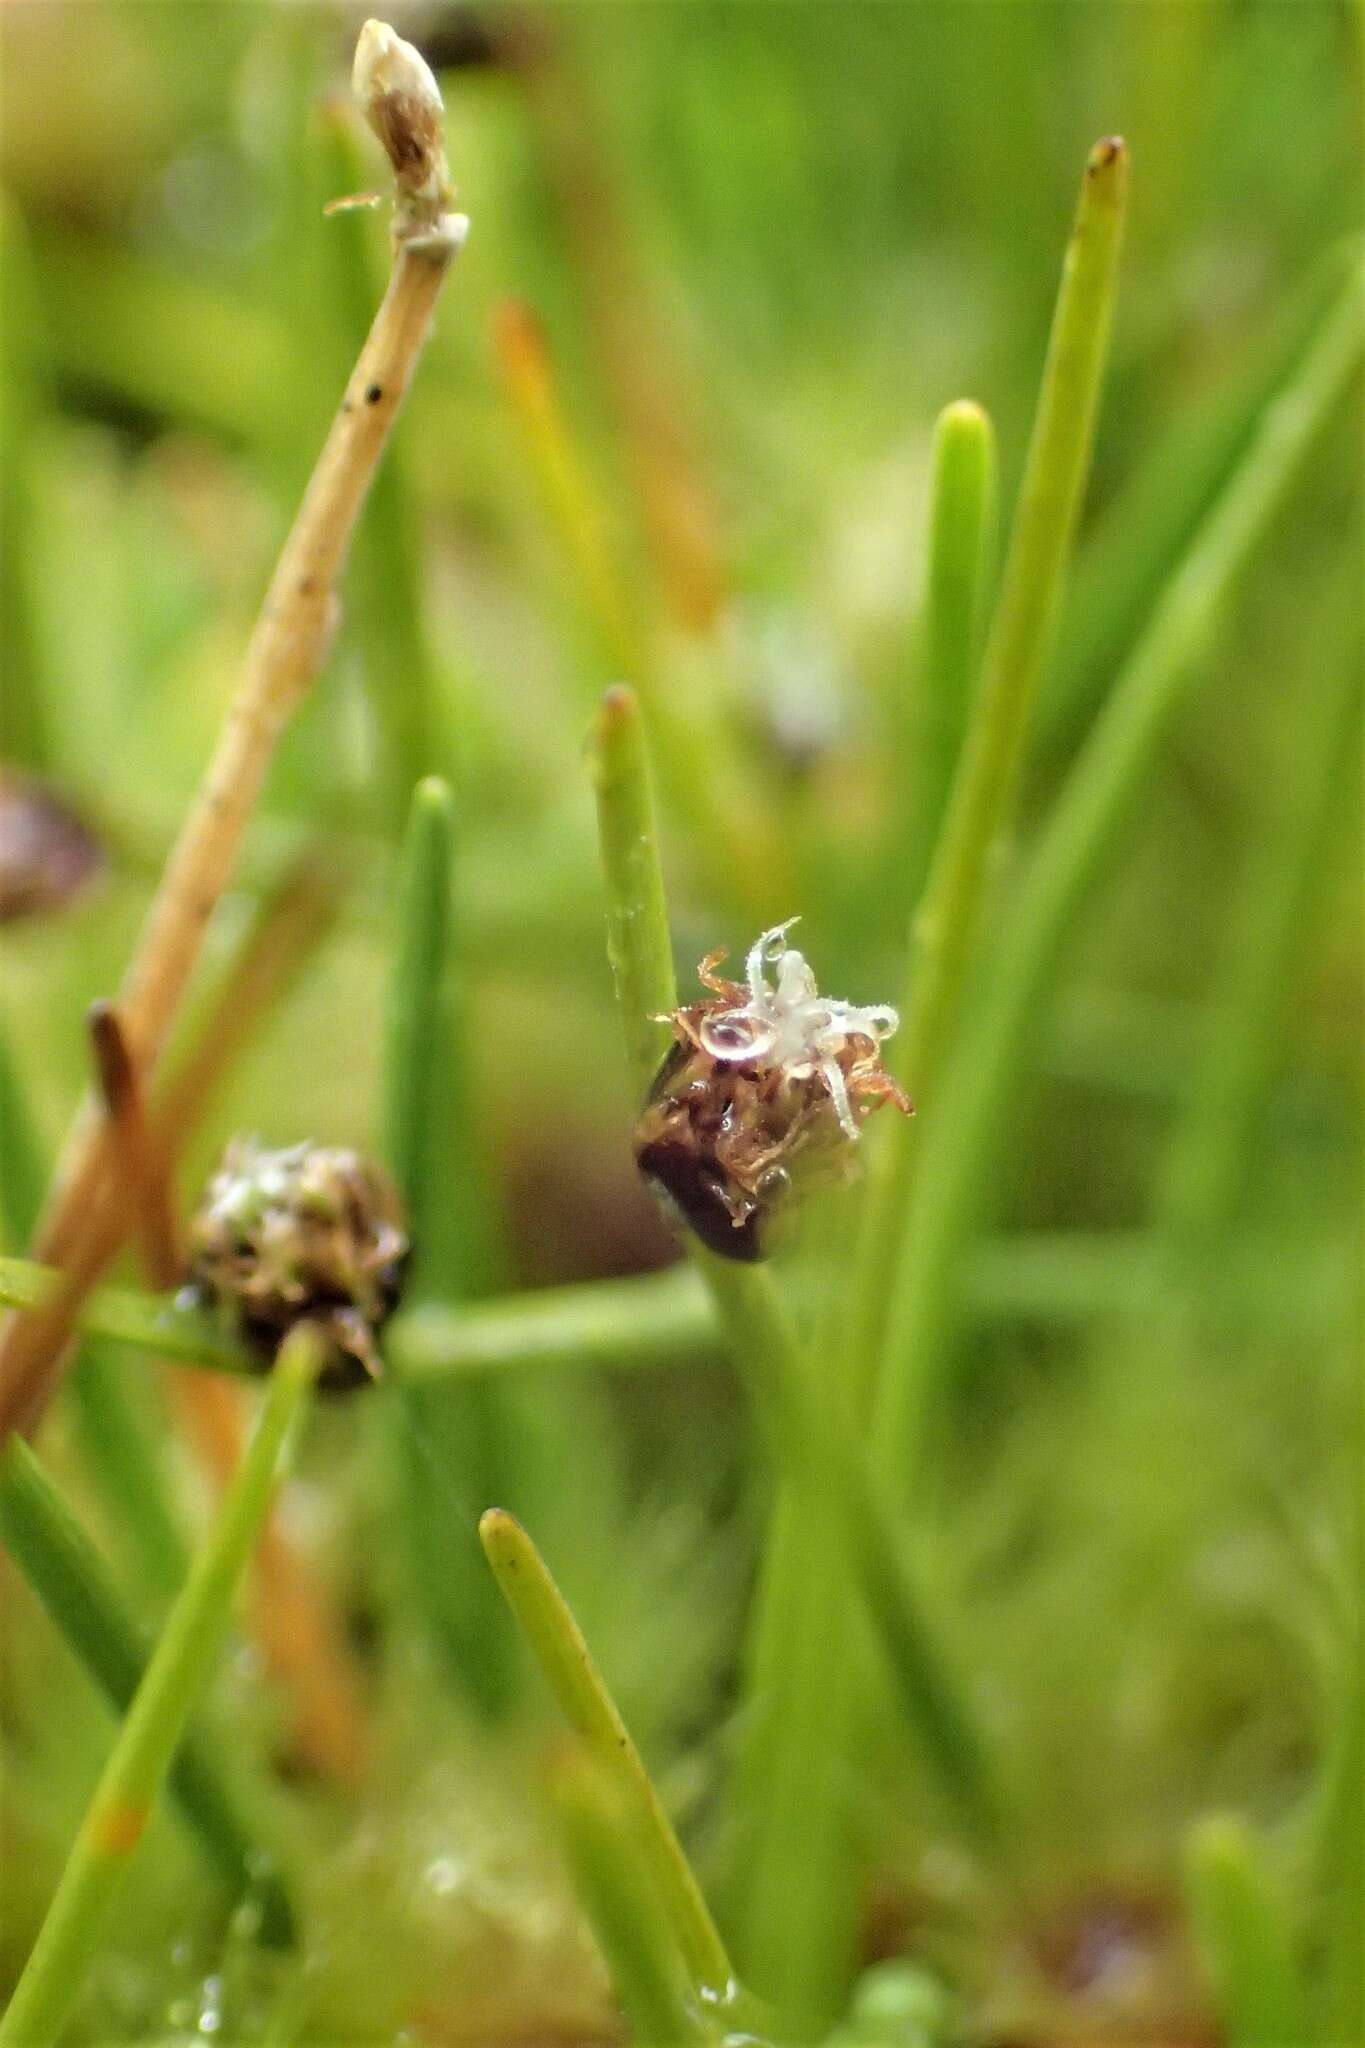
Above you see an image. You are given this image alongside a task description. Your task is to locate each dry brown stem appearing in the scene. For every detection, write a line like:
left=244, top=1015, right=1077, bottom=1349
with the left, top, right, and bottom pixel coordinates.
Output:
left=0, top=25, right=463, bottom=1441
left=90, top=993, right=370, bottom=1786
left=87, top=1002, right=183, bottom=1288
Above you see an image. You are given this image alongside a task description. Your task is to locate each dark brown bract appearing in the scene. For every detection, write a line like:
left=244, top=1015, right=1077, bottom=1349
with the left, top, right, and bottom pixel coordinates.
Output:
left=633, top=922, right=911, bottom=1261
left=187, top=1139, right=409, bottom=1389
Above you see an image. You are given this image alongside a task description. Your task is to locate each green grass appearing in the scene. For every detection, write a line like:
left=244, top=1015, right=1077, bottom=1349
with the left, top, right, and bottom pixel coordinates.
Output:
left=0, top=4, right=1359, bottom=2044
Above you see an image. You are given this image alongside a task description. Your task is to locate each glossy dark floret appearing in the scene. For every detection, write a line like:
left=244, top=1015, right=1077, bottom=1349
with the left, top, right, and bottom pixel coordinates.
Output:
left=187, top=1139, right=409, bottom=1391
left=632, top=925, right=911, bottom=1262
left=636, top=1132, right=766, bottom=1263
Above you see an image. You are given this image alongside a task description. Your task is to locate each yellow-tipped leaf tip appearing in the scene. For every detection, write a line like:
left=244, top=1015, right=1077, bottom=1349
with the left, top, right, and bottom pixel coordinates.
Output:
left=599, top=684, right=639, bottom=726
left=939, top=398, right=991, bottom=434
left=1086, top=135, right=1128, bottom=180
left=478, top=1506, right=518, bottom=1553
left=413, top=774, right=453, bottom=812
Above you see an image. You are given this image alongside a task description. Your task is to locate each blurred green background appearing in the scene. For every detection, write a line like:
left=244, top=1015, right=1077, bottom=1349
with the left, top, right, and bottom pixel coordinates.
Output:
left=0, top=3, right=1360, bottom=2044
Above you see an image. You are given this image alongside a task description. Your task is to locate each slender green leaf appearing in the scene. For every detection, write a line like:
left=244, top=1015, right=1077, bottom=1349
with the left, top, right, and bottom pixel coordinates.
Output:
left=1184, top=1815, right=1308, bottom=2048
left=0, top=1323, right=320, bottom=2047
left=383, top=777, right=516, bottom=1714
left=1043, top=240, right=1354, bottom=750
left=887, top=398, right=998, bottom=906
left=590, top=686, right=677, bottom=1095
left=0, top=1436, right=293, bottom=1946
left=736, top=138, right=1127, bottom=2020
left=1157, top=583, right=1363, bottom=1245
left=876, top=256, right=1364, bottom=1477
left=550, top=1744, right=713, bottom=2047
left=0, top=192, right=54, bottom=769
left=1312, top=1661, right=1364, bottom=2042
left=480, top=1509, right=735, bottom=2005
left=588, top=686, right=1000, bottom=1885
left=0, top=1008, right=188, bottom=1597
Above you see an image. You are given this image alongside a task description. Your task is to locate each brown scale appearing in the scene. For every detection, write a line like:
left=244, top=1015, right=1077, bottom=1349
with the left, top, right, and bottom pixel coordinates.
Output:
left=633, top=947, right=911, bottom=1262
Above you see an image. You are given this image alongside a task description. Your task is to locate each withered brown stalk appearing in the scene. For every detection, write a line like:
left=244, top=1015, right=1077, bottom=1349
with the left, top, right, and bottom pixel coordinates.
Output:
left=0, top=25, right=464, bottom=1442
left=85, top=807, right=369, bottom=1789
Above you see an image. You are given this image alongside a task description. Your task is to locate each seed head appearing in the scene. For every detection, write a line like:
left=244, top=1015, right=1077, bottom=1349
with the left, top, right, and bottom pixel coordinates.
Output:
left=352, top=19, right=454, bottom=235
left=187, top=1138, right=409, bottom=1389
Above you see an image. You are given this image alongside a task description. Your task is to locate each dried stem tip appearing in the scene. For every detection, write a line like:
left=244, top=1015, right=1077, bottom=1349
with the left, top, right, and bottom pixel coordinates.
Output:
left=353, top=19, right=454, bottom=233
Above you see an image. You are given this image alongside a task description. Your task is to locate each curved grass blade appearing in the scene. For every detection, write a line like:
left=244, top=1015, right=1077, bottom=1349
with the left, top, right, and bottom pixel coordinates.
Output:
left=548, top=1743, right=715, bottom=2047
left=0, top=1436, right=294, bottom=1946
left=0, top=1322, right=322, bottom=2047
left=494, top=300, right=644, bottom=681
left=0, top=192, right=54, bottom=769
left=1043, top=239, right=1355, bottom=751
left=862, top=137, right=1129, bottom=1380
left=480, top=1508, right=735, bottom=2005
left=0, top=1012, right=188, bottom=1598
left=885, top=398, right=998, bottom=910
left=1311, top=1661, right=1364, bottom=2041
left=736, top=137, right=1127, bottom=2018
left=383, top=776, right=516, bottom=1713
left=1184, top=1815, right=1308, bottom=2048
left=875, top=255, right=1364, bottom=1477
left=588, top=686, right=1000, bottom=1868
left=1157, top=580, right=1363, bottom=1246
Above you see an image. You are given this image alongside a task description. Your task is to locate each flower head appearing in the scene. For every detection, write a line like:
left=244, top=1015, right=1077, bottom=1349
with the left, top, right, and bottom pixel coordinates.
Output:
left=352, top=19, right=455, bottom=236
left=695, top=920, right=900, bottom=1140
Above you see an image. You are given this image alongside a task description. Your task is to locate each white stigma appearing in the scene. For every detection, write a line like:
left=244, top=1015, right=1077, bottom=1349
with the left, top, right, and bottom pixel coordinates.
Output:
left=698, top=920, right=899, bottom=1141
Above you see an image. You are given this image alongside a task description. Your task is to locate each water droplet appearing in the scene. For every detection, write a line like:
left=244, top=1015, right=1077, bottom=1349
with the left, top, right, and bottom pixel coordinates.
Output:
left=424, top=1853, right=465, bottom=1896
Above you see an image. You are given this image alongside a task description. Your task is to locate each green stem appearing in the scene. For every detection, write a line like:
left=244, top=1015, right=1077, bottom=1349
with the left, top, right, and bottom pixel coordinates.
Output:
left=1042, top=239, right=1353, bottom=750
left=1183, top=1815, right=1308, bottom=2048
left=391, top=1263, right=710, bottom=1379
left=480, top=1509, right=735, bottom=2004
left=549, top=1745, right=713, bottom=2047
left=1156, top=592, right=1363, bottom=1245
left=735, top=141, right=1127, bottom=2017
left=385, top=778, right=457, bottom=1225
left=0, top=1256, right=251, bottom=1371
left=0, top=1436, right=293, bottom=1946
left=1, top=990, right=188, bottom=1600
left=0, top=193, right=54, bottom=769
left=0, top=1225, right=1340, bottom=1396
left=0, top=1323, right=320, bottom=2047
left=383, top=777, right=517, bottom=1714
left=0, top=1024, right=46, bottom=1252
left=66, top=1346, right=188, bottom=1599
left=864, top=138, right=1129, bottom=1385
left=588, top=685, right=1000, bottom=1858
left=589, top=686, right=677, bottom=1092
left=888, top=399, right=998, bottom=907
left=1311, top=1659, right=1364, bottom=2041
left=703, top=1253, right=999, bottom=1843
left=875, top=256, right=1364, bottom=1478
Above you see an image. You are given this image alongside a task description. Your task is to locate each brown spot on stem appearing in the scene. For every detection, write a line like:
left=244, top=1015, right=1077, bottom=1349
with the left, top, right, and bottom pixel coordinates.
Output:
left=92, top=1799, right=149, bottom=1856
